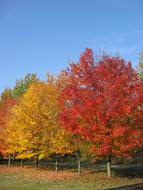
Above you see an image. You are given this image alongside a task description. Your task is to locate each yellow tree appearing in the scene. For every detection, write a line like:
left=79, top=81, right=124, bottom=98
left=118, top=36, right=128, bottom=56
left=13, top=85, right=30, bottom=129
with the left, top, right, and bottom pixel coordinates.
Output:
left=6, top=74, right=76, bottom=169
left=6, top=105, right=33, bottom=166
left=46, top=73, right=76, bottom=172
left=6, top=81, right=52, bottom=167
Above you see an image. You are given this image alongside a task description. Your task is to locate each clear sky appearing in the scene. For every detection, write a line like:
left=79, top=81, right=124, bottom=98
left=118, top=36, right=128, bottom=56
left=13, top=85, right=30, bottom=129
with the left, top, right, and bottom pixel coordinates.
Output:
left=0, top=0, right=143, bottom=93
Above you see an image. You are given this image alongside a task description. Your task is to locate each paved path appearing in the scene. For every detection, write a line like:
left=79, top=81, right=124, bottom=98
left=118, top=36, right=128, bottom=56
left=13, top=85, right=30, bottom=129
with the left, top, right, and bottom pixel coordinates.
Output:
left=105, top=183, right=143, bottom=190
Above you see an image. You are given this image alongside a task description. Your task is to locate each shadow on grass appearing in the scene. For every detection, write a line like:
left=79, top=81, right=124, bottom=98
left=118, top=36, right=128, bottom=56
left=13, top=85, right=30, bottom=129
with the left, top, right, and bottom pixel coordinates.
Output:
left=1, top=159, right=143, bottom=179
left=112, top=165, right=143, bottom=179
left=105, top=183, right=143, bottom=190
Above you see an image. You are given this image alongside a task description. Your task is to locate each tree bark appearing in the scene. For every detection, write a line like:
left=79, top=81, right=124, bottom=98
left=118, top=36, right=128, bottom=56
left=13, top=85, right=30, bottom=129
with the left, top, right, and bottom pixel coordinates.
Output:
left=12, top=152, right=15, bottom=161
left=1, top=155, right=4, bottom=164
left=77, top=150, right=81, bottom=176
left=107, top=155, right=111, bottom=178
left=8, top=154, right=11, bottom=167
left=21, top=159, right=24, bottom=168
left=35, top=155, right=39, bottom=169
left=55, top=154, right=58, bottom=173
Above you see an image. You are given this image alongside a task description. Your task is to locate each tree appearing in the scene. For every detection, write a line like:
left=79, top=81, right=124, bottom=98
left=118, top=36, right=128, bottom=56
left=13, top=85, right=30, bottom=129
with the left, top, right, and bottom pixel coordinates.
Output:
left=6, top=74, right=76, bottom=170
left=0, top=94, right=16, bottom=158
left=60, top=48, right=143, bottom=178
left=12, top=73, right=38, bottom=98
left=136, top=51, right=143, bottom=158
left=138, top=51, right=143, bottom=80
left=44, top=73, right=77, bottom=172
left=7, top=81, right=53, bottom=167
left=1, top=88, right=13, bottom=102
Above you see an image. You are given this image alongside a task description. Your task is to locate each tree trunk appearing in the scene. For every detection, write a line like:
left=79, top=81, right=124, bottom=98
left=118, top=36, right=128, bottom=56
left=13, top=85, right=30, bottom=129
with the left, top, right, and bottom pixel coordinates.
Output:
left=2, top=155, right=4, bottom=164
left=8, top=154, right=11, bottom=167
left=35, top=155, right=39, bottom=169
left=21, top=159, right=24, bottom=168
left=107, top=155, right=111, bottom=178
left=12, top=152, right=15, bottom=161
left=55, top=154, right=58, bottom=173
left=77, top=150, right=81, bottom=176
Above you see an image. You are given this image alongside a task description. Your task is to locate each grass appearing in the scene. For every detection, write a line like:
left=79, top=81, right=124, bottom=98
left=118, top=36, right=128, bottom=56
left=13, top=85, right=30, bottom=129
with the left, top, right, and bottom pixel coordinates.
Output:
left=0, top=165, right=143, bottom=190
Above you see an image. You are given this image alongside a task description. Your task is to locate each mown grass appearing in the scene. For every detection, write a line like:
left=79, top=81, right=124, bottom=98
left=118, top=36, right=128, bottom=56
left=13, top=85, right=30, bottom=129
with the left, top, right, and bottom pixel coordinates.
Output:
left=0, top=165, right=143, bottom=190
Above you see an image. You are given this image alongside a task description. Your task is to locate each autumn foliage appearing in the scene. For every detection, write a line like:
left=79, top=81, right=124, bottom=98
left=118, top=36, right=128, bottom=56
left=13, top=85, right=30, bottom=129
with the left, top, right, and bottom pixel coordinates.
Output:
left=59, top=49, right=143, bottom=176
left=6, top=74, right=76, bottom=161
left=0, top=49, right=143, bottom=178
left=0, top=97, right=16, bottom=156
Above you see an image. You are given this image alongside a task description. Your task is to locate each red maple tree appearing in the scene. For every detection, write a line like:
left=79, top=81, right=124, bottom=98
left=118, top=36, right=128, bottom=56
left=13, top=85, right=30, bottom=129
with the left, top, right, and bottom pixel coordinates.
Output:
left=60, top=48, right=143, bottom=177
left=0, top=97, right=16, bottom=157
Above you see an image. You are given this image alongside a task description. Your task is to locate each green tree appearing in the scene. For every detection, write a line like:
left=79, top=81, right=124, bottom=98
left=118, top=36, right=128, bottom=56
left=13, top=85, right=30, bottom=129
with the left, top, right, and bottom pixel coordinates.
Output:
left=12, top=73, right=38, bottom=98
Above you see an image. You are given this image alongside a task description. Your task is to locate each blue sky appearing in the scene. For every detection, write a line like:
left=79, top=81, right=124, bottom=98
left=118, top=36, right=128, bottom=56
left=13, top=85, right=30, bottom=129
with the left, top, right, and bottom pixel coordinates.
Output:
left=0, top=0, right=143, bottom=93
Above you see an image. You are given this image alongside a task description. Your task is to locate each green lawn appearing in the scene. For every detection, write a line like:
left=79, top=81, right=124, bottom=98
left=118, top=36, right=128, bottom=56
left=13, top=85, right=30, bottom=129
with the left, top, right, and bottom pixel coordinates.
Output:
left=0, top=165, right=143, bottom=190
